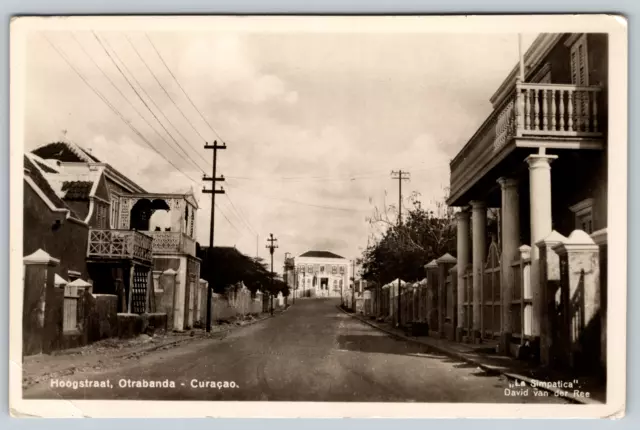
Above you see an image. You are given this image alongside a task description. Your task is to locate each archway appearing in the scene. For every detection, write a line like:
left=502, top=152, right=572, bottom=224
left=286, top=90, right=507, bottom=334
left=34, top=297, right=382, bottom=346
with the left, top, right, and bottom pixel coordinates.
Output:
left=130, top=199, right=171, bottom=231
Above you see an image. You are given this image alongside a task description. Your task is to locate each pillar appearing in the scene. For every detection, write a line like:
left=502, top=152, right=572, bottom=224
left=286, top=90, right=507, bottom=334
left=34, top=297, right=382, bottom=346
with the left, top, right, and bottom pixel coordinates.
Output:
left=456, top=210, right=470, bottom=342
left=437, top=253, right=457, bottom=339
left=470, top=200, right=487, bottom=342
left=553, top=230, right=601, bottom=373
left=23, top=249, right=60, bottom=356
left=526, top=154, right=557, bottom=350
left=536, top=230, right=567, bottom=366
left=497, top=177, right=520, bottom=353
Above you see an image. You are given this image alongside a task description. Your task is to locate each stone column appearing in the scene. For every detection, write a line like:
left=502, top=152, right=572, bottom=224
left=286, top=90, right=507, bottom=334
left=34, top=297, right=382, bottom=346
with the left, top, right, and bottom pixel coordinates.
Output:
left=553, top=231, right=601, bottom=372
left=437, top=253, right=457, bottom=339
left=470, top=200, right=487, bottom=342
left=536, top=230, right=567, bottom=366
left=456, top=210, right=470, bottom=342
left=497, top=177, right=520, bottom=354
left=23, top=249, right=60, bottom=356
left=526, top=154, right=557, bottom=347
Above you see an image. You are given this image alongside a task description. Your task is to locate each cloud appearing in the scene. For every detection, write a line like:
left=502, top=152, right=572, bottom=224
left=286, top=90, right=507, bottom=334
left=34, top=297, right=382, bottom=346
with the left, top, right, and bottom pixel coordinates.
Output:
left=22, top=28, right=538, bottom=273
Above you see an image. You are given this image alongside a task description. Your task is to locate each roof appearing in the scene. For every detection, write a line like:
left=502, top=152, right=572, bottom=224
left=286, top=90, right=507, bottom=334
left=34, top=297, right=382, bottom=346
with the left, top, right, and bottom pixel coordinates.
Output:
left=33, top=141, right=101, bottom=163
left=24, top=155, right=81, bottom=219
left=61, top=181, right=93, bottom=200
left=298, top=250, right=345, bottom=259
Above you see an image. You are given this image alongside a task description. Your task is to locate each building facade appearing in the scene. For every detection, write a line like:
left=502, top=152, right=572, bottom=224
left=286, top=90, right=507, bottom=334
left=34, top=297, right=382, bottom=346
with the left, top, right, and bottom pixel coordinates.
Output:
left=27, top=141, right=202, bottom=333
left=447, top=33, right=607, bottom=374
left=295, top=251, right=351, bottom=298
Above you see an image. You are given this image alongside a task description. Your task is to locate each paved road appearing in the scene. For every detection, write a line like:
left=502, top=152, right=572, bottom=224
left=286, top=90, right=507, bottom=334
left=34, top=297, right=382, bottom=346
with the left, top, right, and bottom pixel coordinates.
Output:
left=24, top=298, right=566, bottom=403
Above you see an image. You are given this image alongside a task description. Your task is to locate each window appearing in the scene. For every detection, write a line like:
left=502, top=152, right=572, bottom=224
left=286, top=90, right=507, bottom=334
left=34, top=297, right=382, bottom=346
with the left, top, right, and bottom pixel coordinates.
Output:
left=110, top=196, right=119, bottom=229
left=331, top=265, right=337, bottom=275
left=339, top=266, right=345, bottom=275
left=569, top=34, right=589, bottom=86
left=320, top=265, right=325, bottom=273
left=95, top=202, right=108, bottom=229
left=570, top=198, right=594, bottom=234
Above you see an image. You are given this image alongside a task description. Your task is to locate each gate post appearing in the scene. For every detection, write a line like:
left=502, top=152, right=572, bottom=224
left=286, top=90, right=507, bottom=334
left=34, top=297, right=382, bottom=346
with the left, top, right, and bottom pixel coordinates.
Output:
left=23, top=249, right=60, bottom=356
left=436, top=253, right=457, bottom=339
left=536, top=230, right=567, bottom=366
left=553, top=230, right=601, bottom=373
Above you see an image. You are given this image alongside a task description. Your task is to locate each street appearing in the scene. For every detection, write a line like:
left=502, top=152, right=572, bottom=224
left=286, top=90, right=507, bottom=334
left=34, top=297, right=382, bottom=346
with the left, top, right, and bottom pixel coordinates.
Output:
left=24, top=299, right=567, bottom=403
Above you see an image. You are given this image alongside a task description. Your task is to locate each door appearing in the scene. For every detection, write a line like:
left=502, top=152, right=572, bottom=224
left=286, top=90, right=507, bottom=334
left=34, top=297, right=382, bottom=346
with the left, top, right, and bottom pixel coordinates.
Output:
left=320, top=278, right=328, bottom=296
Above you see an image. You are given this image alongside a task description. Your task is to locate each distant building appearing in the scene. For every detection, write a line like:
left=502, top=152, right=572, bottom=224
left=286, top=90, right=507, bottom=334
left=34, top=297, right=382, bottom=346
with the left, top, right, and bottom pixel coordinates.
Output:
left=295, top=251, right=350, bottom=298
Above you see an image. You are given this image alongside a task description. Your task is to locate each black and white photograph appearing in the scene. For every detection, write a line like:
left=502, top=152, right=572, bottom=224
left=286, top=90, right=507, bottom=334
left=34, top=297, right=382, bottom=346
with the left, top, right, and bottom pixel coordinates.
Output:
left=9, top=15, right=627, bottom=418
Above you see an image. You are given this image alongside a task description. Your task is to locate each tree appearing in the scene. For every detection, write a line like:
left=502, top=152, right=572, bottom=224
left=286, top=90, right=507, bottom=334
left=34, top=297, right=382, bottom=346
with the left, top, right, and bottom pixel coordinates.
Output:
left=197, top=246, right=273, bottom=295
left=361, top=189, right=457, bottom=285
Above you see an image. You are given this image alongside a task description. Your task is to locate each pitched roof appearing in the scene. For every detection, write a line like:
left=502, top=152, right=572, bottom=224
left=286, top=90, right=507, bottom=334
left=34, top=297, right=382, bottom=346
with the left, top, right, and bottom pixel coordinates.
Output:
left=32, top=141, right=101, bottom=163
left=24, top=155, right=80, bottom=218
left=298, top=250, right=345, bottom=259
left=61, top=181, right=93, bottom=200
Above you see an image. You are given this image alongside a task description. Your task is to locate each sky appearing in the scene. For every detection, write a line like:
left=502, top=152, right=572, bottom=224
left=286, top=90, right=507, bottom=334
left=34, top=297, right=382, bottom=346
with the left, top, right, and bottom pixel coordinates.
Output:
left=22, top=26, right=536, bottom=273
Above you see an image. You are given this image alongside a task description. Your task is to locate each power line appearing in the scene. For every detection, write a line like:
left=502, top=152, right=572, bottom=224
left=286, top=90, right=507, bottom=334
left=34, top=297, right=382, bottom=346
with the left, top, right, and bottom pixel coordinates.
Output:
left=126, top=34, right=209, bottom=145
left=103, top=34, right=212, bottom=172
left=226, top=162, right=448, bottom=183
left=70, top=32, right=204, bottom=174
left=44, top=34, right=201, bottom=185
left=92, top=32, right=208, bottom=176
left=226, top=182, right=370, bottom=213
left=224, top=189, right=258, bottom=236
left=145, top=32, right=224, bottom=142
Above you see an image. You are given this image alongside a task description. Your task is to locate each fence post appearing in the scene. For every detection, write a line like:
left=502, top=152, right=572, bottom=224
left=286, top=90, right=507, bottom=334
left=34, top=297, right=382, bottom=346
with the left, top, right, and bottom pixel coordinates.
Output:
left=436, top=253, right=457, bottom=339
left=23, top=249, right=60, bottom=356
left=536, top=231, right=567, bottom=366
left=553, top=230, right=601, bottom=373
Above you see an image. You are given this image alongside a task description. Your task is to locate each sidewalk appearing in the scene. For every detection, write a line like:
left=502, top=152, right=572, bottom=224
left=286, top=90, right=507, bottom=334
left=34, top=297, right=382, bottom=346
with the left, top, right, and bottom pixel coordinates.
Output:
left=341, top=308, right=606, bottom=405
left=22, top=309, right=287, bottom=389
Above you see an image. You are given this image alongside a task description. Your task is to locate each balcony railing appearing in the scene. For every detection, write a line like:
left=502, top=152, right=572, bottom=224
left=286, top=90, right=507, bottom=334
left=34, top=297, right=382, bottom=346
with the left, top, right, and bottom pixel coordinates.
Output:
left=149, top=231, right=196, bottom=256
left=449, top=82, right=604, bottom=202
left=87, top=229, right=153, bottom=263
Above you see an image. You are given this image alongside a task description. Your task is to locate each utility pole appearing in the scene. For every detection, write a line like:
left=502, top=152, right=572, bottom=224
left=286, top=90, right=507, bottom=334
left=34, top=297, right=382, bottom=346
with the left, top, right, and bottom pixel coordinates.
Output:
left=265, top=233, right=278, bottom=315
left=203, top=140, right=226, bottom=332
left=391, top=169, right=410, bottom=327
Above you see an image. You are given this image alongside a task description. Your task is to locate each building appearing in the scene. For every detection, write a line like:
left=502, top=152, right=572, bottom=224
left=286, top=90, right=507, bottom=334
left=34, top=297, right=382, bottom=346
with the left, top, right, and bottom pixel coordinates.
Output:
left=27, top=141, right=201, bottom=333
left=295, top=251, right=351, bottom=298
left=447, top=33, right=607, bottom=374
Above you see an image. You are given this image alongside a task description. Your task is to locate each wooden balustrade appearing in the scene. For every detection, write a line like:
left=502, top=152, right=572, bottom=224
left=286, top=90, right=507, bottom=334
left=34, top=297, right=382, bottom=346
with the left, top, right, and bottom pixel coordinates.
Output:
left=87, top=229, right=153, bottom=263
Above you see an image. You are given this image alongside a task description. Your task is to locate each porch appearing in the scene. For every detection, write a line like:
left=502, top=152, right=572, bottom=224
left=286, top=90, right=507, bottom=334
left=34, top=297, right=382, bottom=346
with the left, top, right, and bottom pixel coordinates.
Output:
left=86, top=228, right=155, bottom=315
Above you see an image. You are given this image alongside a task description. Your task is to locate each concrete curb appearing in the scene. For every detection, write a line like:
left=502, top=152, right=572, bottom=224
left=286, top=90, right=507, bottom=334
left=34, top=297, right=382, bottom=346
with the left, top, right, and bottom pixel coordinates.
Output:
left=337, top=306, right=601, bottom=405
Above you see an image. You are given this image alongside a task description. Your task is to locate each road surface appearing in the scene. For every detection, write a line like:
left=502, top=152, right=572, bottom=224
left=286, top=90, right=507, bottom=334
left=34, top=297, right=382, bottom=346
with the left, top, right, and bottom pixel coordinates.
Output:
left=23, top=298, right=566, bottom=403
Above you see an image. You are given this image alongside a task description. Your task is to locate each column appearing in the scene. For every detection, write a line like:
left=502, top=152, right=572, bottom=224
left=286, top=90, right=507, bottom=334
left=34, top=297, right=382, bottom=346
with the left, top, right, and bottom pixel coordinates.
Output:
left=526, top=154, right=557, bottom=348
left=437, top=253, right=457, bottom=339
left=456, top=210, right=470, bottom=342
left=470, top=200, right=487, bottom=342
left=553, top=230, right=601, bottom=372
left=497, top=177, right=520, bottom=354
left=23, top=249, right=60, bottom=355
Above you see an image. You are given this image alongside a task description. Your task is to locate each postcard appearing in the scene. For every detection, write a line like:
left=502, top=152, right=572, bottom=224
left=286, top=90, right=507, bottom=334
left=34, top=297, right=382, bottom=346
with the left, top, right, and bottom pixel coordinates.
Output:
left=9, top=14, right=627, bottom=418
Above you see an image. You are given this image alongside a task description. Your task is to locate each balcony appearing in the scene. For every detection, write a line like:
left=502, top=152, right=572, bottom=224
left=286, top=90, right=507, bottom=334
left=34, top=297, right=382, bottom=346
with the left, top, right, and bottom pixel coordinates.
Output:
left=87, top=229, right=153, bottom=264
left=148, top=231, right=196, bottom=256
left=449, top=82, right=604, bottom=205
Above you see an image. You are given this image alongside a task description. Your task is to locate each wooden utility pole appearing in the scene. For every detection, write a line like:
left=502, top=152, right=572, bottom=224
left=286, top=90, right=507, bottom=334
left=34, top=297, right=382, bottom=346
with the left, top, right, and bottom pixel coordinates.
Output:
left=391, top=169, right=410, bottom=327
left=265, top=233, right=278, bottom=315
left=203, top=140, right=226, bottom=332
